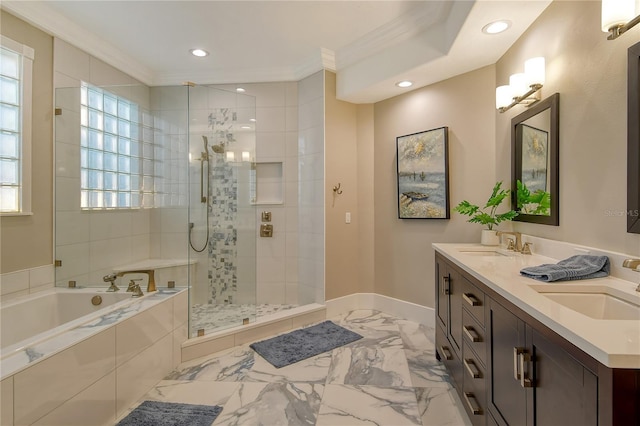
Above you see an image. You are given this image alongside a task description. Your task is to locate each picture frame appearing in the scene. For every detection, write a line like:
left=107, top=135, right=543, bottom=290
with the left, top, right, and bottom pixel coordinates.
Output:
left=396, top=127, right=450, bottom=219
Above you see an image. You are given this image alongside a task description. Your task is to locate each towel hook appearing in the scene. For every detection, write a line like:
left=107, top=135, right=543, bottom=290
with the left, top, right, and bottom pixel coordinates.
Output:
left=333, top=183, right=343, bottom=195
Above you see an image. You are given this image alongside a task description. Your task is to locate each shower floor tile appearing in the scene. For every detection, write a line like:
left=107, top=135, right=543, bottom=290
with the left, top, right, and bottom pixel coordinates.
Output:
left=123, top=310, right=473, bottom=426
left=190, top=303, right=298, bottom=337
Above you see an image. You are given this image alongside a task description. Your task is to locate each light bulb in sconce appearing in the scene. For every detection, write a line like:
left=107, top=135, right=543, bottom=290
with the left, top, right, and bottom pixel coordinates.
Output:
left=524, top=57, right=545, bottom=87
left=226, top=151, right=235, bottom=162
left=496, top=85, right=513, bottom=109
left=601, top=0, right=636, bottom=32
left=509, top=73, right=528, bottom=96
left=242, top=151, right=251, bottom=162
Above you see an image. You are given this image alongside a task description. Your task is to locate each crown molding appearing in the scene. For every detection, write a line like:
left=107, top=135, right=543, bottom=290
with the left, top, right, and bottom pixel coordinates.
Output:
left=1, top=1, right=155, bottom=85
left=335, top=1, right=452, bottom=70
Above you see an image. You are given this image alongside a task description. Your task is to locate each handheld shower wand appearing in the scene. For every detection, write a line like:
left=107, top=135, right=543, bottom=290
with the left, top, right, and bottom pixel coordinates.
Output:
left=189, top=135, right=211, bottom=253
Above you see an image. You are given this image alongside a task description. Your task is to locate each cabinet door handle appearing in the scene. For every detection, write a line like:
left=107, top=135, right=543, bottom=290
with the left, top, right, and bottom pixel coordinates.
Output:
left=519, top=351, right=533, bottom=388
left=442, top=276, right=450, bottom=295
left=463, top=325, right=481, bottom=342
left=464, top=358, right=481, bottom=378
left=463, top=392, right=482, bottom=415
left=513, top=347, right=523, bottom=380
left=463, top=293, right=481, bottom=306
left=439, top=346, right=453, bottom=360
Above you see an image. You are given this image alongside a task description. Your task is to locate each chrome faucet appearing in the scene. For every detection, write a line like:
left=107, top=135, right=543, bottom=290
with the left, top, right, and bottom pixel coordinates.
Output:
left=497, top=231, right=522, bottom=252
left=622, top=259, right=640, bottom=292
left=114, top=270, right=156, bottom=292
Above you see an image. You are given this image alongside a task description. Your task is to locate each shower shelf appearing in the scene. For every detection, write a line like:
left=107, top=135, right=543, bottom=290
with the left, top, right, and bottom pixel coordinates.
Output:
left=112, top=258, right=196, bottom=273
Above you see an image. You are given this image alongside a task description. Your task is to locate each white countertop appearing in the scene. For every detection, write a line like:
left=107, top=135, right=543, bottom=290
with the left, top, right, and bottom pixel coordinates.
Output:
left=433, top=243, right=640, bottom=369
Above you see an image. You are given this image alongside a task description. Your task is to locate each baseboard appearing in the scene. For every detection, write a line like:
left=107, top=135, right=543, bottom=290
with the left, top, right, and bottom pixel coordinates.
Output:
left=325, top=293, right=435, bottom=327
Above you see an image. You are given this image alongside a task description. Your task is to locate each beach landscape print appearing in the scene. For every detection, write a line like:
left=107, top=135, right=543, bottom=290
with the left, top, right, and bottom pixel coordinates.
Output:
left=396, top=127, right=450, bottom=219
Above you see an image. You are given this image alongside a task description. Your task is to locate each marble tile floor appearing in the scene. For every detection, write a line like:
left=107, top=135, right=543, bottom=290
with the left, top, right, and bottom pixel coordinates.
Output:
left=190, top=303, right=299, bottom=337
left=120, top=310, right=472, bottom=426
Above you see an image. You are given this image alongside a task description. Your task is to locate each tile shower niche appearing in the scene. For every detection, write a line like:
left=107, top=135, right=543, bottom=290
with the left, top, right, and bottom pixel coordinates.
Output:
left=251, top=162, right=284, bottom=205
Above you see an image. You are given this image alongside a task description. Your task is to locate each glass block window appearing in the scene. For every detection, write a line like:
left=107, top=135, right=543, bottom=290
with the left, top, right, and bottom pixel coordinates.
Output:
left=80, top=84, right=156, bottom=209
left=0, top=37, right=33, bottom=214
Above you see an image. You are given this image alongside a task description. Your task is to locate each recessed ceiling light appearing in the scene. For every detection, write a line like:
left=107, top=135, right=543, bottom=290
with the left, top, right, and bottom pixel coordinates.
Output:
left=249, top=118, right=256, bottom=122
left=482, top=20, right=511, bottom=35
left=236, top=87, right=246, bottom=93
left=241, top=125, right=251, bottom=129
left=189, top=48, right=208, bottom=57
left=396, top=80, right=413, bottom=88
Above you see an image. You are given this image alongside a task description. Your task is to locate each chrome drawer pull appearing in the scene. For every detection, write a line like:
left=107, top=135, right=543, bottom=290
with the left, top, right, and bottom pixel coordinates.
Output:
left=513, top=347, right=523, bottom=380
left=463, top=392, right=482, bottom=415
left=464, top=358, right=481, bottom=378
left=463, top=325, right=481, bottom=342
left=442, top=276, right=450, bottom=295
left=519, top=351, right=533, bottom=388
left=463, top=292, right=481, bottom=306
left=439, top=345, right=453, bottom=360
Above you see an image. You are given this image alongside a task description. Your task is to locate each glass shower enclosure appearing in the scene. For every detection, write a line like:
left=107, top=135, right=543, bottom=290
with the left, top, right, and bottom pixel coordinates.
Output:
left=54, top=83, right=257, bottom=339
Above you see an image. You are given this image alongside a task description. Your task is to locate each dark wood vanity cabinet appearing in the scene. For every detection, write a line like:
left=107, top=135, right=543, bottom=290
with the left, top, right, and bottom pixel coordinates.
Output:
left=488, top=299, right=597, bottom=426
left=435, top=253, right=640, bottom=426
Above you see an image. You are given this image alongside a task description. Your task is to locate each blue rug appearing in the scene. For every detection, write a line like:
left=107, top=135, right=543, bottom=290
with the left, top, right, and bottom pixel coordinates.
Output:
left=250, top=320, right=363, bottom=368
left=117, top=401, right=223, bottom=426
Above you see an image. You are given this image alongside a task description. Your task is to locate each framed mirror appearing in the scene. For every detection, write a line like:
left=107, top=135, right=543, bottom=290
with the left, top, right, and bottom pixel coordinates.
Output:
left=511, top=93, right=559, bottom=225
left=628, top=41, right=640, bottom=234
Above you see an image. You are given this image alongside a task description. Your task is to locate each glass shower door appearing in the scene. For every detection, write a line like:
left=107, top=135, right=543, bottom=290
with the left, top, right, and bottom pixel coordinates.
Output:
left=187, top=84, right=257, bottom=337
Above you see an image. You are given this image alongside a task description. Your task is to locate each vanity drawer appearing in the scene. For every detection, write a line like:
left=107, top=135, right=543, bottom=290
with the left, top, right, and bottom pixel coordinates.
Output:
left=462, top=345, right=487, bottom=426
left=461, top=276, right=485, bottom=327
left=463, top=309, right=486, bottom=368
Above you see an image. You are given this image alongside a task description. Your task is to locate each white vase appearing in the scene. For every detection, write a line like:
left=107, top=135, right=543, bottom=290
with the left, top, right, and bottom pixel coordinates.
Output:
left=481, top=229, right=500, bottom=246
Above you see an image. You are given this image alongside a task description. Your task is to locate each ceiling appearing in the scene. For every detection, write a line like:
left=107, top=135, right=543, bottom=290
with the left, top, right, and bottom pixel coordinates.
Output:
left=2, top=0, right=552, bottom=103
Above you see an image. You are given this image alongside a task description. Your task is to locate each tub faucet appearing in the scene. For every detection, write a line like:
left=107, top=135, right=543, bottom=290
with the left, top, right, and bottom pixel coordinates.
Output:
left=622, top=259, right=640, bottom=292
left=103, top=273, right=119, bottom=292
left=496, top=231, right=522, bottom=252
left=115, top=270, right=156, bottom=292
left=130, top=282, right=144, bottom=298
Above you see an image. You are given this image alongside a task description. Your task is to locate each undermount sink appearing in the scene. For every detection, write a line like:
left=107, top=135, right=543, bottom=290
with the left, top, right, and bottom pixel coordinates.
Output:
left=456, top=247, right=513, bottom=257
left=530, top=285, right=640, bottom=321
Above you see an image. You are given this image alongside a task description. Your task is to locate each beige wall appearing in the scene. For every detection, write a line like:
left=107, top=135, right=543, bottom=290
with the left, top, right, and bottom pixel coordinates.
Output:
left=497, top=1, right=640, bottom=256
left=324, top=71, right=361, bottom=300
left=373, top=66, right=497, bottom=307
left=0, top=11, right=54, bottom=273
left=356, top=103, right=375, bottom=294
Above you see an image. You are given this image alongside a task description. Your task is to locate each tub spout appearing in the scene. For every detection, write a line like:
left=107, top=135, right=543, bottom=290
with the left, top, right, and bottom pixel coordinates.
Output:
left=115, top=270, right=156, bottom=292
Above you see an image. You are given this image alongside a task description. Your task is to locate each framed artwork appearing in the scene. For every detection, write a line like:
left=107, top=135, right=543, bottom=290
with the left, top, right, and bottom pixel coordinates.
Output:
left=396, top=127, right=450, bottom=219
left=520, top=124, right=549, bottom=194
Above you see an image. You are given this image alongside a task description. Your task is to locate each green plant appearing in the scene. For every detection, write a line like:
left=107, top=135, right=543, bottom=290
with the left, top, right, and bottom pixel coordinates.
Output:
left=453, top=181, right=518, bottom=230
left=516, top=179, right=550, bottom=215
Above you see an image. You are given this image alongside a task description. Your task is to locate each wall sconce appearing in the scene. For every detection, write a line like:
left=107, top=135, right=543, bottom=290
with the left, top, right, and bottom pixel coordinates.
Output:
left=602, top=0, right=640, bottom=40
left=496, top=57, right=545, bottom=113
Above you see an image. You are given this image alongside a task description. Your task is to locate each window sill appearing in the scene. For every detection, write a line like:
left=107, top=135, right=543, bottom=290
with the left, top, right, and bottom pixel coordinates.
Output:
left=0, top=211, right=34, bottom=217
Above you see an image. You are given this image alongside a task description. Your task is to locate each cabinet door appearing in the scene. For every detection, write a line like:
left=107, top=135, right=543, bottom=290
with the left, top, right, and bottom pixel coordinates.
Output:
left=530, top=327, right=597, bottom=426
left=488, top=299, right=528, bottom=426
left=448, top=267, right=463, bottom=355
left=436, top=257, right=449, bottom=330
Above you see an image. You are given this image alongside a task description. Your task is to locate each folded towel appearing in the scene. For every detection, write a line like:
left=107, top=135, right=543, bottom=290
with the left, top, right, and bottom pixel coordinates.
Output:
left=520, top=255, right=610, bottom=282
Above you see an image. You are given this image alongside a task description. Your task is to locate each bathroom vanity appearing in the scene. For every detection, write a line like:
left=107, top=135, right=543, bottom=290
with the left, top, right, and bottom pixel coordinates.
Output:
left=433, top=243, right=640, bottom=426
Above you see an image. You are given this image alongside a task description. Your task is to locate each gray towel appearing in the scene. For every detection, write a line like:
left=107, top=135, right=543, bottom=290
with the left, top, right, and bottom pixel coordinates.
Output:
left=520, top=255, right=610, bottom=282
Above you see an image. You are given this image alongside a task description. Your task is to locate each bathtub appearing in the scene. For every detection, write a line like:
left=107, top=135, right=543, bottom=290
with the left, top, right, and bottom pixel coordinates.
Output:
left=0, top=286, right=188, bottom=425
left=1, top=288, right=133, bottom=352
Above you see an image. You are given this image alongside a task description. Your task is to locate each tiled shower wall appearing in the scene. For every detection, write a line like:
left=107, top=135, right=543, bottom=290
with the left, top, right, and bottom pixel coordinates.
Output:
left=298, top=71, right=325, bottom=304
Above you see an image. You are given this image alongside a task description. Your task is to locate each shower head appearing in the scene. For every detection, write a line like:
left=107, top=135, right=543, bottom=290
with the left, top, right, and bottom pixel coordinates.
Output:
left=211, top=144, right=225, bottom=154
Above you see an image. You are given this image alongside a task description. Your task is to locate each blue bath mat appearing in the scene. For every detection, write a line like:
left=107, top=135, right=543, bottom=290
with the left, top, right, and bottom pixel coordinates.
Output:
left=117, top=401, right=223, bottom=426
left=250, top=320, right=363, bottom=368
